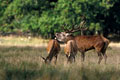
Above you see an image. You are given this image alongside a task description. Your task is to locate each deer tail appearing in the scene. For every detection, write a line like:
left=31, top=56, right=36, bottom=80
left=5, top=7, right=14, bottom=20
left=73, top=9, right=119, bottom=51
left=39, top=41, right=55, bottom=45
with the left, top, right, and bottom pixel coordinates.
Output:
left=101, top=35, right=110, bottom=53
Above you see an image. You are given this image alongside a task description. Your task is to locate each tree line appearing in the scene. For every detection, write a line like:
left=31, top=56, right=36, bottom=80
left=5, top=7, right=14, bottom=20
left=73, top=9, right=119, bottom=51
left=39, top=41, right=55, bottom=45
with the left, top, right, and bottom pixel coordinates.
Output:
left=0, top=0, right=120, bottom=38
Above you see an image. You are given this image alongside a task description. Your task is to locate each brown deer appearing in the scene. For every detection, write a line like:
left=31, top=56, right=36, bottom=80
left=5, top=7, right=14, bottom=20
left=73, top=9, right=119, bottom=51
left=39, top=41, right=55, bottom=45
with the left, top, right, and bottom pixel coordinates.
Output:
left=64, top=40, right=78, bottom=63
left=40, top=38, right=60, bottom=64
left=55, top=22, right=110, bottom=64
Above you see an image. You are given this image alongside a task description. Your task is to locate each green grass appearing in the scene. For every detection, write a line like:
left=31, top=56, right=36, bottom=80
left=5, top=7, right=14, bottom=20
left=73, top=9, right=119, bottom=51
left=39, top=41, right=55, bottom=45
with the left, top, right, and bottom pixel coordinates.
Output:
left=0, top=45, right=120, bottom=80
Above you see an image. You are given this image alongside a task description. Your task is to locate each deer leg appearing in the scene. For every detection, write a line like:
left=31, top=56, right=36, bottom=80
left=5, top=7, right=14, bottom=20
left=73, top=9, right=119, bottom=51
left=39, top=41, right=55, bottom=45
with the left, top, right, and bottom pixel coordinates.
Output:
left=54, top=55, right=58, bottom=64
left=104, top=54, right=107, bottom=64
left=66, top=55, right=69, bottom=63
left=68, top=55, right=72, bottom=63
left=71, top=53, right=76, bottom=63
left=102, top=52, right=107, bottom=64
left=81, top=52, right=85, bottom=62
left=101, top=48, right=107, bottom=64
left=67, top=57, right=71, bottom=63
left=67, top=54, right=74, bottom=63
left=98, top=52, right=103, bottom=64
left=66, top=54, right=68, bottom=58
left=72, top=52, right=76, bottom=62
left=73, top=55, right=75, bottom=62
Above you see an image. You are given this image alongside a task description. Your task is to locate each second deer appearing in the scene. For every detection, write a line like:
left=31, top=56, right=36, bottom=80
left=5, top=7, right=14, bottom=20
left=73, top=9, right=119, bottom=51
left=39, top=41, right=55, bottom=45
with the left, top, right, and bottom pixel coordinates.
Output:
left=40, top=38, right=60, bottom=64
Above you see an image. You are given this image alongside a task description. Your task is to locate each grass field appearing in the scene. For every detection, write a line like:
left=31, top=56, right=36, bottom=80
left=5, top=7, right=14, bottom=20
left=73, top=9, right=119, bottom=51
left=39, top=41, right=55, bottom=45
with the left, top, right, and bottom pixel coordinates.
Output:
left=0, top=36, right=120, bottom=80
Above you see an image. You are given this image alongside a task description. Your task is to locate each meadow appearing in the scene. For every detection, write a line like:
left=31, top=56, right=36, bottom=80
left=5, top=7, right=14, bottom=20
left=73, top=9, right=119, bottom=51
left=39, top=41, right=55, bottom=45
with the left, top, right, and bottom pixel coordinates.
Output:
left=0, top=36, right=120, bottom=80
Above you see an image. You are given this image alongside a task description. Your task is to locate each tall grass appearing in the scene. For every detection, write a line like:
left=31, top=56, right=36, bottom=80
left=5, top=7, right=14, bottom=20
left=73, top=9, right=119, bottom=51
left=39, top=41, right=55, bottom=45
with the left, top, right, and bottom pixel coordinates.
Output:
left=0, top=45, right=120, bottom=80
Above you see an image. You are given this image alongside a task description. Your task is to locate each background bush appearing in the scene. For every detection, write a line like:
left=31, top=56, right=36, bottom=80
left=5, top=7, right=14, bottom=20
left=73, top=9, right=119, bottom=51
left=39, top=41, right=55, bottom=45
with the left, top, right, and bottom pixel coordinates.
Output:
left=0, top=0, right=120, bottom=38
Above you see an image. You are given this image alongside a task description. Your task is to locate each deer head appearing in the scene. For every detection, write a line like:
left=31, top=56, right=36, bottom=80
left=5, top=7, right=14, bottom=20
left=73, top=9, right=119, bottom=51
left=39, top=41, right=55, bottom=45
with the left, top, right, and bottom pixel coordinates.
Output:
left=55, top=20, right=87, bottom=43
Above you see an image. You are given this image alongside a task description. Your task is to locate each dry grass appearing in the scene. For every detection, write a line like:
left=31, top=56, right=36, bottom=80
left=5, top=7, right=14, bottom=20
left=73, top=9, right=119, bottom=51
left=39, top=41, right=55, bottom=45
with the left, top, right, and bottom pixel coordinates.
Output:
left=0, top=36, right=48, bottom=47
left=109, top=42, right=120, bottom=48
left=0, top=36, right=120, bottom=80
left=0, top=45, right=120, bottom=80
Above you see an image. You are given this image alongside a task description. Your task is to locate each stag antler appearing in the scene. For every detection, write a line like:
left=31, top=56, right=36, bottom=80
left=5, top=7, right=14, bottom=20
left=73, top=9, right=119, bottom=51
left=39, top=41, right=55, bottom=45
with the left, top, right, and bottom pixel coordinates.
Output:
left=61, top=24, right=70, bottom=32
left=61, top=24, right=79, bottom=33
left=61, top=16, right=87, bottom=33
left=68, top=20, right=87, bottom=33
left=78, top=20, right=87, bottom=30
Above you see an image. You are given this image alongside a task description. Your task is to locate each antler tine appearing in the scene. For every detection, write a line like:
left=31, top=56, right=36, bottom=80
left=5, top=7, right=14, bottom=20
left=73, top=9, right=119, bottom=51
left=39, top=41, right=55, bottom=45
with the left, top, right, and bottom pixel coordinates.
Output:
left=62, top=24, right=75, bottom=33
left=70, top=24, right=78, bottom=33
left=68, top=24, right=75, bottom=32
left=80, top=20, right=86, bottom=27
left=62, top=22, right=87, bottom=33
left=70, top=20, right=87, bottom=33
left=61, top=24, right=70, bottom=32
left=62, top=16, right=87, bottom=33
left=61, top=24, right=66, bottom=30
left=79, top=20, right=88, bottom=31
left=71, top=27, right=80, bottom=33
left=80, top=27, right=88, bottom=31
left=66, top=24, right=78, bottom=33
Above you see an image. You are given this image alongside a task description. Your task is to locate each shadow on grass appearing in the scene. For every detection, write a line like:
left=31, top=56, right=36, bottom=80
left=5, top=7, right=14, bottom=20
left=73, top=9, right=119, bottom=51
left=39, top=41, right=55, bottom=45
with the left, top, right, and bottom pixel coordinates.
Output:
left=0, top=64, right=120, bottom=80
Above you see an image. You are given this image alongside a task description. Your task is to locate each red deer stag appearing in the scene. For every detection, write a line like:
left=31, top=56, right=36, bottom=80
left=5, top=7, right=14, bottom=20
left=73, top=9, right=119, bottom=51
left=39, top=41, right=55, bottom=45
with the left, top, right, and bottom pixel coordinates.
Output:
left=55, top=23, right=110, bottom=64
left=64, top=40, right=78, bottom=63
left=40, top=38, right=60, bottom=64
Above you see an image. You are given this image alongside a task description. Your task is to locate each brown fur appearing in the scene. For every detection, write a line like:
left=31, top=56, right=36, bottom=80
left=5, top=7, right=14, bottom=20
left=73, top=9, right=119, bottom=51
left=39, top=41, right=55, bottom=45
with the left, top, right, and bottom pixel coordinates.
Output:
left=64, top=40, right=78, bottom=63
left=56, top=32, right=110, bottom=64
left=69, top=35, right=110, bottom=64
left=41, top=39, right=60, bottom=64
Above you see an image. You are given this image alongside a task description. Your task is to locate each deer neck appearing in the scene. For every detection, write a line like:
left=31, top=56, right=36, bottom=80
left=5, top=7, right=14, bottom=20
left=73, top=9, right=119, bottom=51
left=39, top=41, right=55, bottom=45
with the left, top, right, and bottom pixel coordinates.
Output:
left=66, top=36, right=75, bottom=42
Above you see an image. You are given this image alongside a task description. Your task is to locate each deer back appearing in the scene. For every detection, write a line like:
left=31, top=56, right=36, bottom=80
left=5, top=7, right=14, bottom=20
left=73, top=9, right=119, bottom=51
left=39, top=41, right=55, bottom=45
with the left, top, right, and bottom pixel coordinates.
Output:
left=47, top=39, right=60, bottom=54
left=74, top=35, right=109, bottom=52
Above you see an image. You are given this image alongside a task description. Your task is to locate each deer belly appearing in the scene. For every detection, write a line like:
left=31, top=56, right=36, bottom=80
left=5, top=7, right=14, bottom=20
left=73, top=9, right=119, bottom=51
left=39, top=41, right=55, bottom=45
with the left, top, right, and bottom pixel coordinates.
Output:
left=77, top=45, right=94, bottom=52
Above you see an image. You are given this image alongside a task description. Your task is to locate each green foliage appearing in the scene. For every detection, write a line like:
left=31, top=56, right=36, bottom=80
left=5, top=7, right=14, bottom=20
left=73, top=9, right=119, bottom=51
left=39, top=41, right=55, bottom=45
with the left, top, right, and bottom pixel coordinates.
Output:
left=0, top=0, right=51, bottom=35
left=0, top=0, right=120, bottom=37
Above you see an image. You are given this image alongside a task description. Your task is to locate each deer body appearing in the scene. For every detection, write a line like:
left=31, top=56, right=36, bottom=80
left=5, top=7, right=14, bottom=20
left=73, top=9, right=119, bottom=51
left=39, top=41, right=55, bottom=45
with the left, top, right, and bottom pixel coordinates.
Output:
left=41, top=39, right=60, bottom=64
left=69, top=35, right=110, bottom=64
left=74, top=35, right=107, bottom=52
left=64, top=40, right=78, bottom=63
left=56, top=32, right=110, bottom=64
left=55, top=18, right=110, bottom=64
left=47, top=39, right=60, bottom=55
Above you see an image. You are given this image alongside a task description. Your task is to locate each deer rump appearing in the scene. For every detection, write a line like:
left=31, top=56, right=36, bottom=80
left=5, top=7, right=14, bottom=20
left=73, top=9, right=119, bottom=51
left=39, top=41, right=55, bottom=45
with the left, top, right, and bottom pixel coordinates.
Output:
left=41, top=39, right=60, bottom=63
left=64, top=40, right=78, bottom=63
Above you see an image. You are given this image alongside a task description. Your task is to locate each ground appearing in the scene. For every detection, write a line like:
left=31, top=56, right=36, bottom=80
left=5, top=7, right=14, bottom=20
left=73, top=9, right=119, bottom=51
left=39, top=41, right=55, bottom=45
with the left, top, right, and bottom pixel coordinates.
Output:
left=0, top=36, right=120, bottom=80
